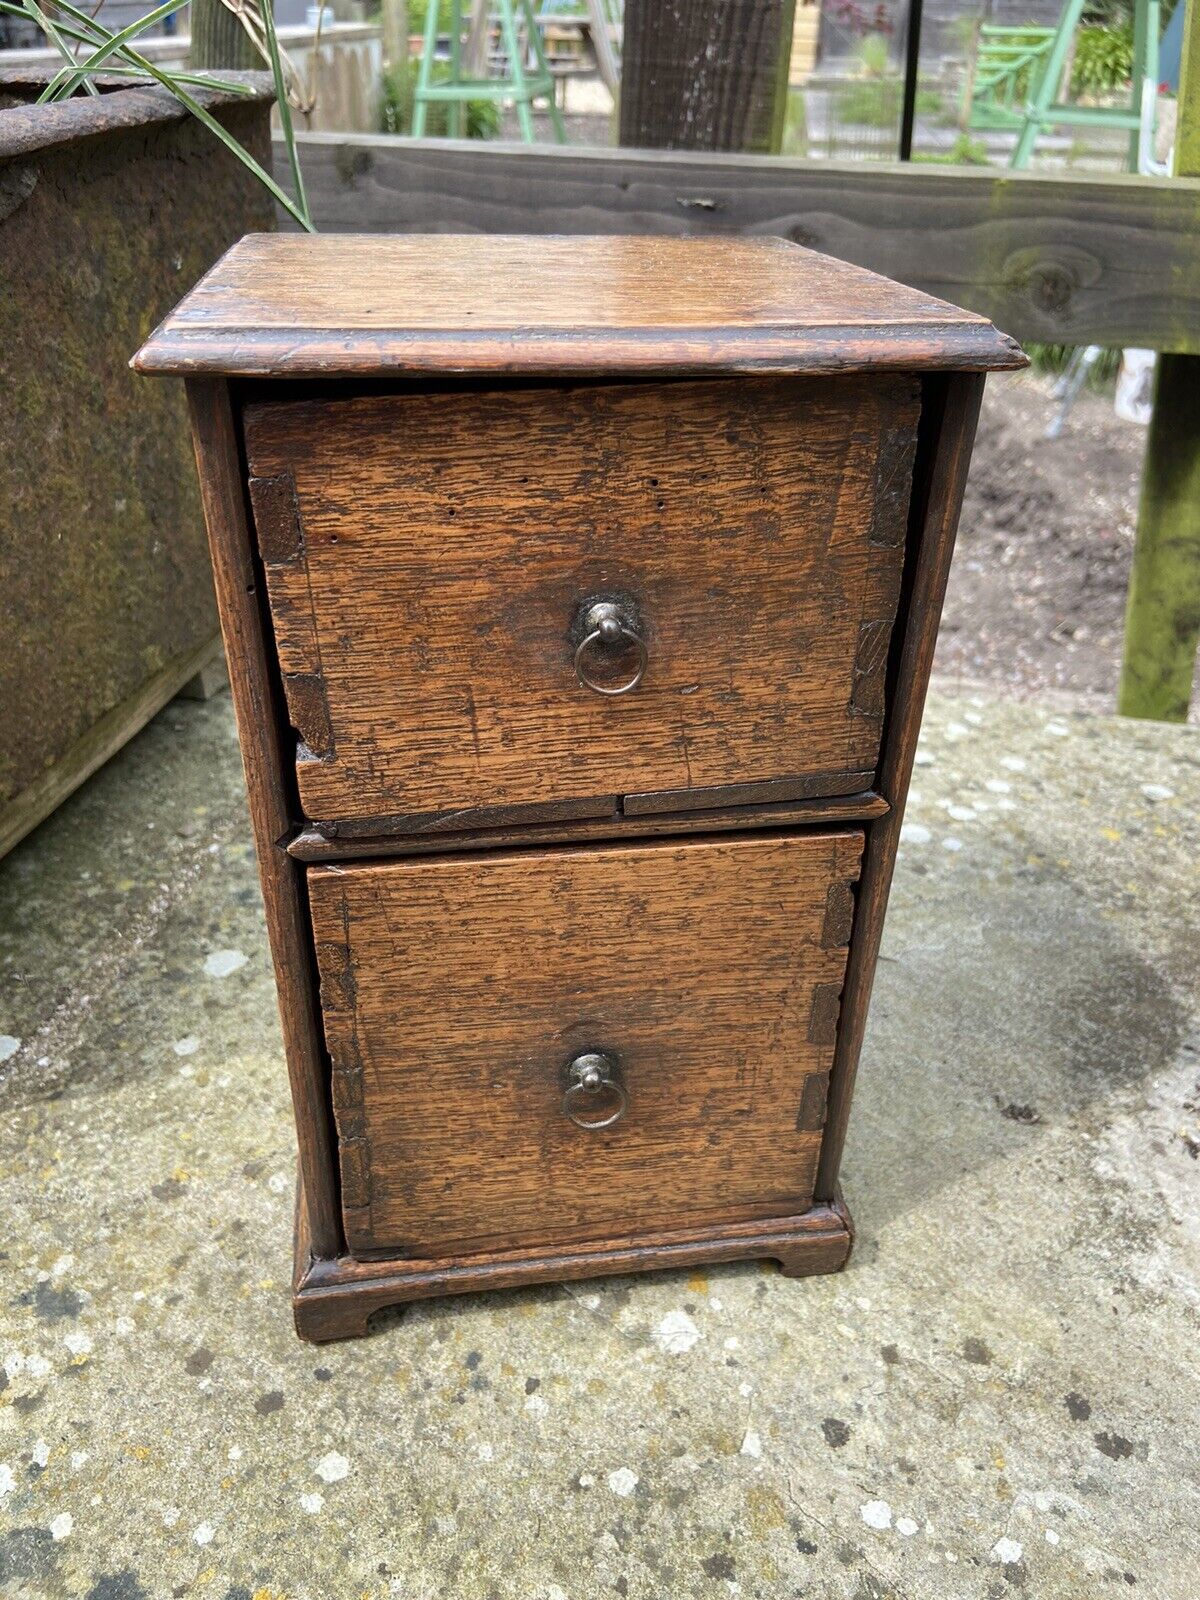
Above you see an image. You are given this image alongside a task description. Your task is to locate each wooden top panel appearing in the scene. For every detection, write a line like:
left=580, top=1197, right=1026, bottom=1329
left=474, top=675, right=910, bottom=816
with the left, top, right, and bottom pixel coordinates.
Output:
left=134, top=233, right=1024, bottom=378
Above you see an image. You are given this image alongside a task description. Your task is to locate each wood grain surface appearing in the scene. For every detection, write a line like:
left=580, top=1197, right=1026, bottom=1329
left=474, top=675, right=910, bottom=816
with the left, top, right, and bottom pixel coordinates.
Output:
left=293, top=1188, right=854, bottom=1340
left=245, top=375, right=917, bottom=829
left=132, top=233, right=1023, bottom=377
left=307, top=830, right=863, bottom=1258
left=269, top=134, right=1197, bottom=356
left=285, top=788, right=890, bottom=861
left=184, top=380, right=342, bottom=1257
left=816, top=373, right=986, bottom=1199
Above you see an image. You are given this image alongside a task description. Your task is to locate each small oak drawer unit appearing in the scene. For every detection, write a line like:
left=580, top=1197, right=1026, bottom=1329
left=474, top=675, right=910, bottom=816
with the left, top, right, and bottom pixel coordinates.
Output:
left=136, top=234, right=1021, bottom=1341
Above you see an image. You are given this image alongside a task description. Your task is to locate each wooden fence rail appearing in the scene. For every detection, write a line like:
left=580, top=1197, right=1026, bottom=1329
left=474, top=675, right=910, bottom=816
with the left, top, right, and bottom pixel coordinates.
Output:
left=275, top=133, right=1200, bottom=355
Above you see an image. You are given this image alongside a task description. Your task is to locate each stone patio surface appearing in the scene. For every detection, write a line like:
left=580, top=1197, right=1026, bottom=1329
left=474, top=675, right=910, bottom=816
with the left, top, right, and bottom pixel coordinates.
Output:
left=0, top=689, right=1197, bottom=1600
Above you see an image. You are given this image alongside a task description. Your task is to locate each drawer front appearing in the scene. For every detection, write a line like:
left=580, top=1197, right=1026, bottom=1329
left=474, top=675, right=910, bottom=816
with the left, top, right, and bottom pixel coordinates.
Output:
left=246, top=377, right=916, bottom=834
left=308, top=830, right=864, bottom=1258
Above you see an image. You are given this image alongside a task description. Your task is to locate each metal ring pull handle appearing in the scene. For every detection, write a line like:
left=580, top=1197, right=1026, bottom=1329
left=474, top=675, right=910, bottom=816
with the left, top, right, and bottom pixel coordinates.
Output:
left=573, top=601, right=647, bottom=697
left=562, top=1050, right=628, bottom=1130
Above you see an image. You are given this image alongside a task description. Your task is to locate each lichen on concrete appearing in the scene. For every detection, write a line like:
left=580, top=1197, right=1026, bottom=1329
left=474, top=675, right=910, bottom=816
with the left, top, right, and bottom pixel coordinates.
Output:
left=0, top=691, right=1198, bottom=1597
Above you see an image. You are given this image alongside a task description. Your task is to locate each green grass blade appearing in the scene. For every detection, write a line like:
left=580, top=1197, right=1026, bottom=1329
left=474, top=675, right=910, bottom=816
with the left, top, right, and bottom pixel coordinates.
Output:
left=32, top=0, right=313, bottom=231
left=39, top=0, right=194, bottom=103
left=0, top=1, right=94, bottom=43
left=1, top=0, right=245, bottom=93
left=149, top=74, right=315, bottom=231
left=82, top=46, right=313, bottom=228
left=20, top=0, right=99, bottom=93
left=97, top=67, right=257, bottom=94
left=257, top=0, right=311, bottom=228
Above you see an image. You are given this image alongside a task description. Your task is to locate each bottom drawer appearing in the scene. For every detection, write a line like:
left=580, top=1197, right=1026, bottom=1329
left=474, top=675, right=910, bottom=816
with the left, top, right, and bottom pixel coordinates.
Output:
left=308, top=830, right=864, bottom=1259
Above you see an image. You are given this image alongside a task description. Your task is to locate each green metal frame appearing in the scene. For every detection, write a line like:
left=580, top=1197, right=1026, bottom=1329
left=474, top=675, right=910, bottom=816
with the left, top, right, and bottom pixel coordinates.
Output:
left=412, top=0, right=568, bottom=144
left=1011, top=0, right=1160, bottom=169
left=967, top=25, right=1057, bottom=133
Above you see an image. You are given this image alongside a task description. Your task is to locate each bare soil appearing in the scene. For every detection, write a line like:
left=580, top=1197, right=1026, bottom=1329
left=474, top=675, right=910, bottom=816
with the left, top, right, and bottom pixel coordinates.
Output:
left=937, top=369, right=1200, bottom=717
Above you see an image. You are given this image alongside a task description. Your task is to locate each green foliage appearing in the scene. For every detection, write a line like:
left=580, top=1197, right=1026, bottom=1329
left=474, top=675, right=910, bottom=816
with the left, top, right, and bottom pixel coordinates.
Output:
left=831, top=65, right=944, bottom=138
left=1026, top=343, right=1121, bottom=385
left=407, top=0, right=455, bottom=34
left=1071, top=25, right=1134, bottom=94
left=857, top=29, right=890, bottom=77
left=381, top=57, right=500, bottom=138
left=834, top=77, right=900, bottom=128
left=912, top=133, right=991, bottom=165
left=833, top=34, right=903, bottom=131
left=781, top=88, right=807, bottom=157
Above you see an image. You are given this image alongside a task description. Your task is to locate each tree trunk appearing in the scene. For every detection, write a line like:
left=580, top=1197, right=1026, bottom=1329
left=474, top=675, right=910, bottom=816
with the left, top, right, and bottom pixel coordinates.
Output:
left=190, top=0, right=261, bottom=71
left=618, top=0, right=797, bottom=153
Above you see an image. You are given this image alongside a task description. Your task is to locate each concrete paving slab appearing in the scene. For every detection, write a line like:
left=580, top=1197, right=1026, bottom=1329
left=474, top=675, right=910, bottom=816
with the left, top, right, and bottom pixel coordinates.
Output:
left=1, top=690, right=1197, bottom=1599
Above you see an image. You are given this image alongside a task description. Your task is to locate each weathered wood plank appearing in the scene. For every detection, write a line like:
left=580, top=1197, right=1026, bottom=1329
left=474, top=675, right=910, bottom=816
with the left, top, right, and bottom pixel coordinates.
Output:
left=185, top=379, right=343, bottom=1261
left=134, top=233, right=1020, bottom=378
left=274, top=133, right=1200, bottom=353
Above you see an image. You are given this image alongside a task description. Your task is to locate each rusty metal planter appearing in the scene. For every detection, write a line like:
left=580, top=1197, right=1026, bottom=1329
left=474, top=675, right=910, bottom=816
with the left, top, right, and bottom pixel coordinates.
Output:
left=0, top=71, right=275, bottom=857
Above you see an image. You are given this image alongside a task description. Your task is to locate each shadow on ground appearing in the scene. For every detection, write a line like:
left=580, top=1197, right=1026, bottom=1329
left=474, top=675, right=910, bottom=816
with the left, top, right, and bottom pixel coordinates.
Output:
left=1, top=689, right=1197, bottom=1599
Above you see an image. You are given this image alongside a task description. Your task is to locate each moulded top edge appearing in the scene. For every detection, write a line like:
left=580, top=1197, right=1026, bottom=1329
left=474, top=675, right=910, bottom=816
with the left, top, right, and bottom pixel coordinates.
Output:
left=133, top=233, right=1026, bottom=378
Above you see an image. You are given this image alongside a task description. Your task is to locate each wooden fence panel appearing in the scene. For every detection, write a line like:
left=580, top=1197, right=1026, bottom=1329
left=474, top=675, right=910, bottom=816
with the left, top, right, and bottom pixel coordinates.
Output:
left=275, top=133, right=1200, bottom=354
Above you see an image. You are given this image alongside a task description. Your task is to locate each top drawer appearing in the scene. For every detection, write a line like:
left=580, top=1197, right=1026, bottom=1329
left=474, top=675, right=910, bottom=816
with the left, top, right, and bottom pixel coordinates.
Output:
left=245, top=375, right=917, bottom=835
